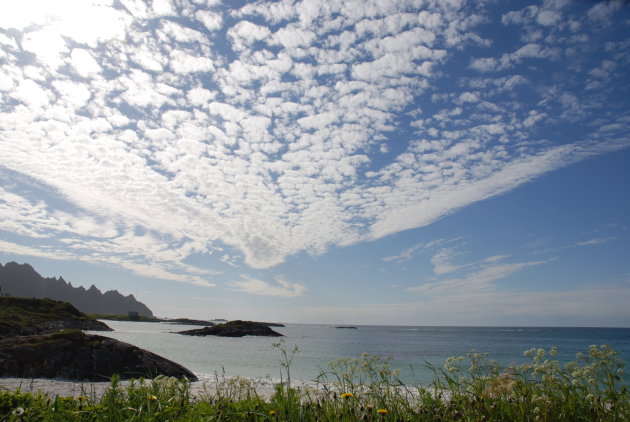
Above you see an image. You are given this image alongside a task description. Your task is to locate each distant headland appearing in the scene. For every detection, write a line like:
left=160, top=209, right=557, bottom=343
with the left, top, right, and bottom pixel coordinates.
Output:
left=0, top=261, right=153, bottom=317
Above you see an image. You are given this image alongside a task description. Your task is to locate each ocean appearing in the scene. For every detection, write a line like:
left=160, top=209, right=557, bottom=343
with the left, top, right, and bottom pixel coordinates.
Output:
left=90, top=321, right=630, bottom=386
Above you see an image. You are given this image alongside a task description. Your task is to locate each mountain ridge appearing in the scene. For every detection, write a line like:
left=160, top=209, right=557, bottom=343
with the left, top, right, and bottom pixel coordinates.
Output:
left=0, top=261, right=153, bottom=317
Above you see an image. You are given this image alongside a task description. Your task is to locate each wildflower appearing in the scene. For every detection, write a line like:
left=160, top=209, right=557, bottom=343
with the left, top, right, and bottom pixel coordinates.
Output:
left=77, top=395, right=87, bottom=401
left=147, top=394, right=158, bottom=401
left=377, top=408, right=388, bottom=414
left=13, top=407, right=25, bottom=416
left=341, top=392, right=354, bottom=399
left=269, top=410, right=277, bottom=416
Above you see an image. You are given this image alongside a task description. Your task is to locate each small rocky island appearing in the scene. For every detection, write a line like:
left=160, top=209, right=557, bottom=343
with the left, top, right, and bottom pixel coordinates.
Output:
left=0, top=296, right=197, bottom=381
left=178, top=320, right=283, bottom=337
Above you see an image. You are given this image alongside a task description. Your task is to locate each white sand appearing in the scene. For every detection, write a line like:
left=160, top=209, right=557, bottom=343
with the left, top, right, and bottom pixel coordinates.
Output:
left=0, top=376, right=324, bottom=401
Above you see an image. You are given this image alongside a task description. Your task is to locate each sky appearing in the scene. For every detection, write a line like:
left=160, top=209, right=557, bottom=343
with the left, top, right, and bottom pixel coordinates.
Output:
left=0, top=0, right=629, bottom=326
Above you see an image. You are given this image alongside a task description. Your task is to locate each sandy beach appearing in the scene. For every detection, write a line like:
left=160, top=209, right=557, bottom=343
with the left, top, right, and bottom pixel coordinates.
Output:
left=0, top=376, right=323, bottom=401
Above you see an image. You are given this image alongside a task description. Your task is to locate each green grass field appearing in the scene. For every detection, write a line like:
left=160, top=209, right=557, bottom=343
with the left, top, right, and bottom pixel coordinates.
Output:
left=1, top=343, right=628, bottom=421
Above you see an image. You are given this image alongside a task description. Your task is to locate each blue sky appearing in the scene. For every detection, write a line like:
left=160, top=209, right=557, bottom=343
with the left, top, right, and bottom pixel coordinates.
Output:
left=0, top=0, right=629, bottom=326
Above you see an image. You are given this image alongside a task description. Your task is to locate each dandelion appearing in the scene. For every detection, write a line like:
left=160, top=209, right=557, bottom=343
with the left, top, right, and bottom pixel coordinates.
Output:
left=12, top=407, right=25, bottom=416
left=341, top=392, right=354, bottom=399
left=377, top=408, right=388, bottom=414
left=269, top=410, right=277, bottom=415
left=147, top=394, right=158, bottom=401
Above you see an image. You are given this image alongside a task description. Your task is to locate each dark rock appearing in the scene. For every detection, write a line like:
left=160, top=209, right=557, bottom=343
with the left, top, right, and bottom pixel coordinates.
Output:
left=0, top=296, right=112, bottom=338
left=258, top=322, right=285, bottom=327
left=163, top=318, right=216, bottom=326
left=0, top=330, right=197, bottom=381
left=177, top=320, right=283, bottom=337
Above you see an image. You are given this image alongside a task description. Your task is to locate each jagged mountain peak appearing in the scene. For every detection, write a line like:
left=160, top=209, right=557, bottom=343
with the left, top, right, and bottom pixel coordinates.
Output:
left=0, top=262, right=153, bottom=317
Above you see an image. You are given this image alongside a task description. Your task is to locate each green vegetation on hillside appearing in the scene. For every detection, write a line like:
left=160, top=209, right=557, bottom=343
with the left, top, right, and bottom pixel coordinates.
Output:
left=1, top=296, right=85, bottom=320
left=0, top=297, right=109, bottom=338
left=1, top=344, right=628, bottom=421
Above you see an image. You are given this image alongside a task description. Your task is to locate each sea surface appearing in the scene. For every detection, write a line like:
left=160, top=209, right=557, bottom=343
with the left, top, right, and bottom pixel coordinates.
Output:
left=90, top=321, right=630, bottom=386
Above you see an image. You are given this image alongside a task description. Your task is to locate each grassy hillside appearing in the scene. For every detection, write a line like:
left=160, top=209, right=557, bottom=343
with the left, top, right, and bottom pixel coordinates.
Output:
left=0, top=296, right=110, bottom=337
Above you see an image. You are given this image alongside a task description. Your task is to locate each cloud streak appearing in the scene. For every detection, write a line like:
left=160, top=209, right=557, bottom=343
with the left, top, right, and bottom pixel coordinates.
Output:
left=230, top=275, right=307, bottom=298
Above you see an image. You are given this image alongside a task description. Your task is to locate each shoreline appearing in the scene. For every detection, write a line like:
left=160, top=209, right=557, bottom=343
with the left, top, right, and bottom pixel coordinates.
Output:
left=0, top=374, right=324, bottom=401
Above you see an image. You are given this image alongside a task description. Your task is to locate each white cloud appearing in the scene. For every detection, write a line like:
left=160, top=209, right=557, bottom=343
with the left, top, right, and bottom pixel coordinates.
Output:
left=382, top=243, right=423, bottom=263
left=410, top=259, right=548, bottom=294
left=187, top=87, right=217, bottom=105
left=153, top=0, right=177, bottom=17
left=469, top=57, right=497, bottom=72
left=576, top=237, right=617, bottom=247
left=228, top=20, right=271, bottom=51
left=70, top=49, right=102, bottom=77
left=0, top=0, right=628, bottom=283
left=272, top=25, right=316, bottom=48
left=587, top=0, right=624, bottom=23
left=170, top=51, right=214, bottom=74
left=196, top=10, right=223, bottom=31
left=430, top=248, right=463, bottom=275
left=457, top=92, right=479, bottom=103
left=230, top=275, right=307, bottom=298
left=12, top=79, right=50, bottom=108
left=536, top=9, right=561, bottom=26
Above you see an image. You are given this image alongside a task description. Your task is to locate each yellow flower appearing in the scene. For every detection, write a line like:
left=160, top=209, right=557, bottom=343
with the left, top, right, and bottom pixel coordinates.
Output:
left=77, top=395, right=87, bottom=401
left=147, top=394, right=158, bottom=401
left=269, top=410, right=277, bottom=415
left=341, top=392, right=354, bottom=399
left=377, top=408, right=388, bottom=414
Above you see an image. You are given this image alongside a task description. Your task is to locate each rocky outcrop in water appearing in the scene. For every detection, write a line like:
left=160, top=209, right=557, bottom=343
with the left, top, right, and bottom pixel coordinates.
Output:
left=177, top=320, right=283, bottom=337
left=0, top=330, right=197, bottom=381
left=163, top=318, right=216, bottom=326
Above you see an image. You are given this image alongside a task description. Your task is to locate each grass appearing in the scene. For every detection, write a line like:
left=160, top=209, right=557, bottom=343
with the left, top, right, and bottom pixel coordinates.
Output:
left=0, top=297, right=102, bottom=338
left=1, top=344, right=628, bottom=421
left=0, top=297, right=91, bottom=328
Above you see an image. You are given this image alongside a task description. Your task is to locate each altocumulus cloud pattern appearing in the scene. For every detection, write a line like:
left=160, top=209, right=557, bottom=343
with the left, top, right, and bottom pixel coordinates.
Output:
left=0, top=0, right=628, bottom=285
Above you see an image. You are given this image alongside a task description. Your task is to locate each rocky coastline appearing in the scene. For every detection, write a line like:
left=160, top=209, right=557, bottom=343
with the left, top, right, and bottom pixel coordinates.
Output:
left=0, top=330, right=197, bottom=381
left=0, top=297, right=196, bottom=381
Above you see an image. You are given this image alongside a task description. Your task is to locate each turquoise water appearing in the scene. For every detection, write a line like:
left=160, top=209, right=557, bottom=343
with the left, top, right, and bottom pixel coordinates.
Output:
left=91, top=321, right=630, bottom=385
